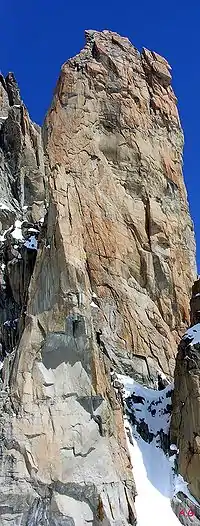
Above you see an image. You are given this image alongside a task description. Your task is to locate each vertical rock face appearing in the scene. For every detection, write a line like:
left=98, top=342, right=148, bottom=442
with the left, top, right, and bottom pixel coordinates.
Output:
left=0, top=30, right=196, bottom=524
left=0, top=59, right=136, bottom=526
left=0, top=72, right=45, bottom=221
left=171, top=279, right=200, bottom=502
left=0, top=72, right=46, bottom=349
left=43, top=29, right=196, bottom=382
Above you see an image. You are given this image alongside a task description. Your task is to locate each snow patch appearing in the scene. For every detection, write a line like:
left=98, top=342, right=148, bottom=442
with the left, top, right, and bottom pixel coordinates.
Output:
left=0, top=202, right=10, bottom=211
left=11, top=220, right=24, bottom=240
left=0, top=225, right=14, bottom=241
left=90, top=301, right=98, bottom=308
left=119, top=373, right=173, bottom=435
left=170, top=444, right=179, bottom=452
left=28, top=227, right=39, bottom=233
left=3, top=321, right=11, bottom=327
left=91, top=291, right=97, bottom=298
left=159, top=370, right=167, bottom=381
left=183, top=323, right=200, bottom=345
left=15, top=220, right=23, bottom=229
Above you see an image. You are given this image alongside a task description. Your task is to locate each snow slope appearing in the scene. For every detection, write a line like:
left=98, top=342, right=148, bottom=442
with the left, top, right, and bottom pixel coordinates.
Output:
left=119, top=375, right=197, bottom=526
left=183, top=323, right=200, bottom=345
left=122, top=374, right=172, bottom=437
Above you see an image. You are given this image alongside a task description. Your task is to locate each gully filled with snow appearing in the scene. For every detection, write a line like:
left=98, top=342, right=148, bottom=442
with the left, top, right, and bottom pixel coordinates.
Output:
left=119, top=375, right=198, bottom=526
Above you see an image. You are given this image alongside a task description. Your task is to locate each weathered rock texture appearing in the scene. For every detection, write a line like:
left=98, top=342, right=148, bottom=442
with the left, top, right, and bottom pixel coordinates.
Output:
left=171, top=279, right=200, bottom=503
left=0, top=29, right=196, bottom=524
left=0, top=72, right=45, bottom=222
left=171, top=492, right=200, bottom=526
left=43, top=29, right=196, bottom=383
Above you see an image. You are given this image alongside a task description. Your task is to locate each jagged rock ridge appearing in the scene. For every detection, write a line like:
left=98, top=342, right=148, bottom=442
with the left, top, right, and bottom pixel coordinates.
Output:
left=0, top=29, right=196, bottom=524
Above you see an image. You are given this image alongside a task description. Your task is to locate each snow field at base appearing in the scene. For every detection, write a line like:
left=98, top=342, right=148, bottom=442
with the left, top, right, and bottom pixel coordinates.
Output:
left=119, top=375, right=198, bottom=526
left=126, top=424, right=181, bottom=526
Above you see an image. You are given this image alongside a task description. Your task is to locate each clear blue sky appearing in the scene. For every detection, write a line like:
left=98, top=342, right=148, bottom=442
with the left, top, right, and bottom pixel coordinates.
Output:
left=1, top=0, right=200, bottom=269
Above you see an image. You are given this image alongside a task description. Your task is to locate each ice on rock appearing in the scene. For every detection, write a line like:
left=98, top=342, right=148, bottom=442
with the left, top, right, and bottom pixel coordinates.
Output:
left=24, top=235, right=38, bottom=250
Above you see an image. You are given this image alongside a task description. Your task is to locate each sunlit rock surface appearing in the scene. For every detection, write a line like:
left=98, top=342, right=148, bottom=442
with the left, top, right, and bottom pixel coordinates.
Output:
left=0, top=30, right=196, bottom=524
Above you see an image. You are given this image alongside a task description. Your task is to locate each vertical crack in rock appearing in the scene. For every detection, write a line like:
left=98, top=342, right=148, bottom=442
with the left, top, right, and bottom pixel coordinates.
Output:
left=144, top=195, right=152, bottom=250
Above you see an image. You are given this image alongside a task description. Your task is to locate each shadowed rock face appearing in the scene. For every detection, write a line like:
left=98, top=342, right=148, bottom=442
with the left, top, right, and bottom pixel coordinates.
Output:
left=0, top=72, right=45, bottom=221
left=0, top=72, right=46, bottom=352
left=0, top=30, right=196, bottom=524
left=170, top=332, right=200, bottom=502
left=171, top=279, right=200, bottom=503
